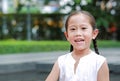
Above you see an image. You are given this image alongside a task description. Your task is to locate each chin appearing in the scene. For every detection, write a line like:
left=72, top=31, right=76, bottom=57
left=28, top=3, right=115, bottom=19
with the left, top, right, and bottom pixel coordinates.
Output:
left=75, top=47, right=86, bottom=51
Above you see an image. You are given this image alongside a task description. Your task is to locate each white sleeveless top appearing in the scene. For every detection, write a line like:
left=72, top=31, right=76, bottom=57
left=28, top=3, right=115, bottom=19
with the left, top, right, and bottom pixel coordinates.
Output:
left=58, top=51, right=106, bottom=81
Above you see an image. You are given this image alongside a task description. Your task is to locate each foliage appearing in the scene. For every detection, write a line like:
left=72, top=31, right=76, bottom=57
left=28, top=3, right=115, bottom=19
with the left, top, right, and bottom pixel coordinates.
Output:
left=0, top=40, right=120, bottom=54
left=19, top=6, right=40, bottom=13
left=63, top=0, right=115, bottom=28
left=74, top=0, right=81, bottom=4
left=97, top=40, right=120, bottom=48
left=0, top=40, right=70, bottom=54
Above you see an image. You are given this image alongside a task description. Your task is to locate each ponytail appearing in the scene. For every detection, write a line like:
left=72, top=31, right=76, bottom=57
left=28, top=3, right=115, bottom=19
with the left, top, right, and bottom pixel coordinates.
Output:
left=70, top=45, right=73, bottom=52
left=92, top=39, right=99, bottom=54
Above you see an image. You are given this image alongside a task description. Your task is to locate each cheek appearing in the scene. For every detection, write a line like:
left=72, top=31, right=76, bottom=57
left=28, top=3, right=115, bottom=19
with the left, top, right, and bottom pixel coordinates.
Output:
left=67, top=31, right=74, bottom=37
left=66, top=32, right=75, bottom=41
left=84, top=31, right=93, bottom=40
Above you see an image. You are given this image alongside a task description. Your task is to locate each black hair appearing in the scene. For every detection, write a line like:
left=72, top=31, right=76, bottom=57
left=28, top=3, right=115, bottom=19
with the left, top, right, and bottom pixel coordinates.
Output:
left=92, top=39, right=99, bottom=54
left=70, top=45, right=73, bottom=52
left=66, top=10, right=99, bottom=54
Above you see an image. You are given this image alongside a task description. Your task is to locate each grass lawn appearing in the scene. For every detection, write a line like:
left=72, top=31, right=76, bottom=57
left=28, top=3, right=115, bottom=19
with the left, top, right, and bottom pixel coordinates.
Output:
left=0, top=40, right=119, bottom=54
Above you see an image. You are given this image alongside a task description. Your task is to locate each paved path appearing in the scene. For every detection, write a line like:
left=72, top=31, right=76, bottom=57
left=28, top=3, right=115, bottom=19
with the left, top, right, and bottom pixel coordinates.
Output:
left=0, top=48, right=119, bottom=64
left=0, top=48, right=119, bottom=74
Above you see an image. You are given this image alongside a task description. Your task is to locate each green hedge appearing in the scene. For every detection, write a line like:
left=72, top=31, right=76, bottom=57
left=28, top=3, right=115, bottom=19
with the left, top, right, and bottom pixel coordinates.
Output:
left=0, top=40, right=70, bottom=54
left=0, top=40, right=120, bottom=54
left=97, top=40, right=120, bottom=48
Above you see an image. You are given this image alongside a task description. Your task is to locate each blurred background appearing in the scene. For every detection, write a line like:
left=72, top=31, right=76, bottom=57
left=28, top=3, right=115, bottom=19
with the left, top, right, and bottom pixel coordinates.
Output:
left=0, top=0, right=119, bottom=41
left=0, top=0, right=120, bottom=81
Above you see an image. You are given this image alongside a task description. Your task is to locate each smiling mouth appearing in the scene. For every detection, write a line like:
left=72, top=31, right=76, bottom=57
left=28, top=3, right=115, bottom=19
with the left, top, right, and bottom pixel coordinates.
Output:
left=74, top=39, right=84, bottom=43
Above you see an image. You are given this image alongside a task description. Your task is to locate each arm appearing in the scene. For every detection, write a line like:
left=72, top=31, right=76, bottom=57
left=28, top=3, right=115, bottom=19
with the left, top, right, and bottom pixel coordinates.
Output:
left=97, top=60, right=110, bottom=81
left=45, top=61, right=60, bottom=81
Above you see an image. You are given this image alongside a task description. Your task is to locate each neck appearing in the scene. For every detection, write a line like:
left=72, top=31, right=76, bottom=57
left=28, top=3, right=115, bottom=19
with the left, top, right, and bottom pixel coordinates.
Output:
left=72, top=48, right=91, bottom=61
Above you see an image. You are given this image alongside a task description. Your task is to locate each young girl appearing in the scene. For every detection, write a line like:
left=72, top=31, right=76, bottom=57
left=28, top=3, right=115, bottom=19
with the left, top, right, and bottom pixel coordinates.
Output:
left=45, top=10, right=109, bottom=81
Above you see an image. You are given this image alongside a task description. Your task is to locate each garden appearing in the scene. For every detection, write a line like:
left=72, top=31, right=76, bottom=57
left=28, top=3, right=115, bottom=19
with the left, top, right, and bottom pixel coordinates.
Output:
left=0, top=0, right=120, bottom=54
left=0, top=40, right=120, bottom=54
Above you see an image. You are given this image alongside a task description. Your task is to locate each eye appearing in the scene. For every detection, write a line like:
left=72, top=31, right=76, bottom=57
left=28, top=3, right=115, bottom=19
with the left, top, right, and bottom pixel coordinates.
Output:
left=81, top=27, right=87, bottom=30
left=68, top=25, right=76, bottom=31
left=70, top=28, right=76, bottom=30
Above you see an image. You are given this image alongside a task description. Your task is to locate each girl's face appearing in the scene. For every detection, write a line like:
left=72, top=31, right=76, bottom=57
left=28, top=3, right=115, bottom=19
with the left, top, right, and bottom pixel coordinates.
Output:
left=64, top=14, right=98, bottom=51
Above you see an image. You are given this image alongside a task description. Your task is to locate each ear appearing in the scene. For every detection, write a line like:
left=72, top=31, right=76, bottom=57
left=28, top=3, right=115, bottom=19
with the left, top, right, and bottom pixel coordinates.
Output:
left=92, top=29, right=99, bottom=39
left=64, top=31, right=69, bottom=40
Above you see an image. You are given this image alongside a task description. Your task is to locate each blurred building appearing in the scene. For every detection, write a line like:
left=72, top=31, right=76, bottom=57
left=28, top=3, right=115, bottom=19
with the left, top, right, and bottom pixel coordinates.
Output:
left=0, top=0, right=60, bottom=14
left=0, top=0, right=16, bottom=13
left=0, top=0, right=119, bottom=40
left=0, top=0, right=66, bottom=40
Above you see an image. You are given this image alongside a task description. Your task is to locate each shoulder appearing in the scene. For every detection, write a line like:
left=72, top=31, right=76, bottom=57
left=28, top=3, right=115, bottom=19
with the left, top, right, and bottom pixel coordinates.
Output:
left=90, top=51, right=107, bottom=71
left=90, top=51, right=106, bottom=61
left=57, top=52, right=71, bottom=67
left=58, top=52, right=71, bottom=61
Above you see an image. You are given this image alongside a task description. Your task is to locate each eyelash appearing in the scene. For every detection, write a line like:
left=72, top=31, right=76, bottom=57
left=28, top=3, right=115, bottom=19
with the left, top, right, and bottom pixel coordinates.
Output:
left=69, top=27, right=87, bottom=31
left=82, top=27, right=87, bottom=30
left=70, top=28, right=75, bottom=30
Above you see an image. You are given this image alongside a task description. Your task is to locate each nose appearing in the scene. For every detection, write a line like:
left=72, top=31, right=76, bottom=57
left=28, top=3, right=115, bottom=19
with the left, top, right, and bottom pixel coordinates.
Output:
left=76, top=29, right=82, bottom=36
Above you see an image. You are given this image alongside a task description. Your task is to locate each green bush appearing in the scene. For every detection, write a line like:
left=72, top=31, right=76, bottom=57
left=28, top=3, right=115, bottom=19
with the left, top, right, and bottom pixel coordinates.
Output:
left=97, top=40, right=120, bottom=48
left=0, top=40, right=119, bottom=54
left=0, top=40, right=70, bottom=54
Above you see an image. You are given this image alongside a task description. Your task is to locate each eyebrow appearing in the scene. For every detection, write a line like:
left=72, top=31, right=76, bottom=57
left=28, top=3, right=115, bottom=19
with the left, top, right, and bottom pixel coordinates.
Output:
left=68, top=25, right=77, bottom=27
left=68, top=24, right=88, bottom=27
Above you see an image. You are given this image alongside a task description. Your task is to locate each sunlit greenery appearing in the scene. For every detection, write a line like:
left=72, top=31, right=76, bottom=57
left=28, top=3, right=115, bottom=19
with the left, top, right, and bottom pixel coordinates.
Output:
left=0, top=40, right=119, bottom=54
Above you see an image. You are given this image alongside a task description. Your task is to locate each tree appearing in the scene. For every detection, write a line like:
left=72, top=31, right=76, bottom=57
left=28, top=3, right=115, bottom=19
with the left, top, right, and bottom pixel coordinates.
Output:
left=59, top=0, right=120, bottom=40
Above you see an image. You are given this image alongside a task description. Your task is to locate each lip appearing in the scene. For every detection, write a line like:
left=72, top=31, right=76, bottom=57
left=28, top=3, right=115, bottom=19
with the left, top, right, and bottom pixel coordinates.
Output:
left=74, top=38, right=85, bottom=44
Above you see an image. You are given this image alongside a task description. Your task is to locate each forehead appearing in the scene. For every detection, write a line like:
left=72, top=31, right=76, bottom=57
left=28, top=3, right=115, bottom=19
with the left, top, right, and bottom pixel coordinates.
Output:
left=68, top=14, right=90, bottom=24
